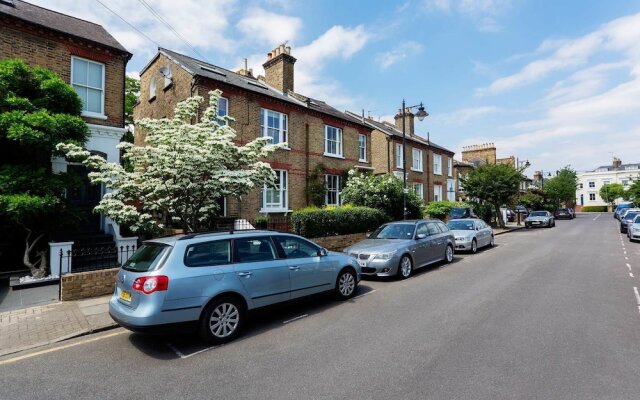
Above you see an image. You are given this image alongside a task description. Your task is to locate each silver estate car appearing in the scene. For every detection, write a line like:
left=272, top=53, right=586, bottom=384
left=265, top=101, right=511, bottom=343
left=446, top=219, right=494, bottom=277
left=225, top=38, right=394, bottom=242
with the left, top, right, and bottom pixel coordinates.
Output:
left=525, top=211, right=555, bottom=228
left=109, top=231, right=361, bottom=344
left=447, top=218, right=494, bottom=253
left=343, top=220, right=455, bottom=279
left=628, top=215, right=640, bottom=242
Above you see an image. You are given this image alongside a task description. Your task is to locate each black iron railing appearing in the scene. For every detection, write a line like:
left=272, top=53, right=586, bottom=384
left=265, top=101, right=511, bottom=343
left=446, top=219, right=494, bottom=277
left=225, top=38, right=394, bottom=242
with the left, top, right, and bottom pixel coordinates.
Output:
left=59, top=245, right=136, bottom=274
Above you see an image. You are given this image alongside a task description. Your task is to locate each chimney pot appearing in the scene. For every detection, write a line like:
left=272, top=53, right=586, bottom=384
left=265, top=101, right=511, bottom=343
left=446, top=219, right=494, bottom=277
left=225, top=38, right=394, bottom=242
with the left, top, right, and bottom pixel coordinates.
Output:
left=267, top=52, right=272, bottom=60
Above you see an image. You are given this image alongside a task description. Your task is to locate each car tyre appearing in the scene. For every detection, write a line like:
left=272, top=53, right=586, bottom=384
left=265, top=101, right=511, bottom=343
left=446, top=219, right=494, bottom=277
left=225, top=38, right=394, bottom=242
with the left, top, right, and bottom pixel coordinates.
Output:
left=470, top=239, right=478, bottom=254
left=335, top=268, right=357, bottom=300
left=199, top=296, right=245, bottom=345
left=444, top=245, right=454, bottom=264
left=397, top=255, right=413, bottom=280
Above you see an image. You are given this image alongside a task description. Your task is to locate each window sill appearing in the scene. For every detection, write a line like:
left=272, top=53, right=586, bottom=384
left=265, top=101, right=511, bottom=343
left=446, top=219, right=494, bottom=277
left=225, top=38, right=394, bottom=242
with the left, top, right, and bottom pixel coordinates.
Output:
left=148, top=95, right=156, bottom=103
left=411, top=168, right=423, bottom=173
left=259, top=208, right=292, bottom=214
left=358, top=159, right=368, bottom=163
left=163, top=82, right=173, bottom=91
left=323, top=153, right=345, bottom=159
left=433, top=172, right=442, bottom=176
left=81, top=111, right=108, bottom=120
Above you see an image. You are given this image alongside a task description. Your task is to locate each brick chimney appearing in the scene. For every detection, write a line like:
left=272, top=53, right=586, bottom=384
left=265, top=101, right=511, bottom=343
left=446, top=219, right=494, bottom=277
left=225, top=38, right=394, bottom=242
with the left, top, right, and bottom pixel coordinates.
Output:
left=613, top=157, right=622, bottom=169
left=394, top=109, right=415, bottom=136
left=262, top=44, right=296, bottom=92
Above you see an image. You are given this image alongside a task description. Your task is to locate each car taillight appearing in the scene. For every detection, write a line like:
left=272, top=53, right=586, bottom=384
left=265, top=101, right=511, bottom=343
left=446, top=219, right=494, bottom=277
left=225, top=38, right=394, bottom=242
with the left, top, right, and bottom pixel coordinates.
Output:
left=132, top=276, right=169, bottom=294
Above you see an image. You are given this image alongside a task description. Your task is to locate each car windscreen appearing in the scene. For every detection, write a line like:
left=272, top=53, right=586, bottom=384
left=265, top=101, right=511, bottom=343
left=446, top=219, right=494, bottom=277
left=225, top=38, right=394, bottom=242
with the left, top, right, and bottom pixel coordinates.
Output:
left=625, top=212, right=640, bottom=221
left=369, top=224, right=415, bottom=239
left=122, top=243, right=169, bottom=272
left=447, top=220, right=475, bottom=230
left=529, top=211, right=547, bottom=217
left=449, top=208, right=468, bottom=218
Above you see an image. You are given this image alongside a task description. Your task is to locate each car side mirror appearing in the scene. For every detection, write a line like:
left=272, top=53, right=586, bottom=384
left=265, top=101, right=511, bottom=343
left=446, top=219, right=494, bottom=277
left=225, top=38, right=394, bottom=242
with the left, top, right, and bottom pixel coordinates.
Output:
left=317, top=248, right=328, bottom=257
left=416, top=233, right=427, bottom=240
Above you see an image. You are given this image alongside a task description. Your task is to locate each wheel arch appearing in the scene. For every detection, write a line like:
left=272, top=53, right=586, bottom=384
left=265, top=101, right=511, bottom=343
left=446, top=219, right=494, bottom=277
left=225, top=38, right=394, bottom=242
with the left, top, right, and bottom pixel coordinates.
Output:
left=200, top=291, right=249, bottom=321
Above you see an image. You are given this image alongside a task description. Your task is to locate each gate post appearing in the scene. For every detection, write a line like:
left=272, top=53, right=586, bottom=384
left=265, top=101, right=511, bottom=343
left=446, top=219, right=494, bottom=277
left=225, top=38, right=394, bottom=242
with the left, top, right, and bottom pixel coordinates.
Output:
left=49, top=241, right=73, bottom=276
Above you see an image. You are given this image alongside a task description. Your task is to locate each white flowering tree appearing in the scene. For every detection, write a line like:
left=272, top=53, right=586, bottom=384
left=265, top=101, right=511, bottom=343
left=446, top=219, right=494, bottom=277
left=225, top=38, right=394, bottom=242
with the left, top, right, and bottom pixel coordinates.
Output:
left=57, top=90, right=281, bottom=233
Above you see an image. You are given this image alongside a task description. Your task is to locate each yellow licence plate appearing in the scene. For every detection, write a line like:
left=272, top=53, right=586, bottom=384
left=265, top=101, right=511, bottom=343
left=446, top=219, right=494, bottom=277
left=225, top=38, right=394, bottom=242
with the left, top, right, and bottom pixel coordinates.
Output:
left=119, top=290, right=132, bottom=302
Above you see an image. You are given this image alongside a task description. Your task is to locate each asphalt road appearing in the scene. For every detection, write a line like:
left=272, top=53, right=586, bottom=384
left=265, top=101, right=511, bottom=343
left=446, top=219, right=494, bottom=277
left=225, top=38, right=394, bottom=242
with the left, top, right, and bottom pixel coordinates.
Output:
left=2, top=213, right=640, bottom=400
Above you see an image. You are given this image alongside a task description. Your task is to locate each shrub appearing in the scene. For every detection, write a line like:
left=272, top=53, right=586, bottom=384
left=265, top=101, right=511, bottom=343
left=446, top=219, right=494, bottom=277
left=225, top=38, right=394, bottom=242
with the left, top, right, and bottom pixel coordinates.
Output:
left=291, top=206, right=388, bottom=238
left=424, top=201, right=469, bottom=220
left=581, top=206, right=607, bottom=212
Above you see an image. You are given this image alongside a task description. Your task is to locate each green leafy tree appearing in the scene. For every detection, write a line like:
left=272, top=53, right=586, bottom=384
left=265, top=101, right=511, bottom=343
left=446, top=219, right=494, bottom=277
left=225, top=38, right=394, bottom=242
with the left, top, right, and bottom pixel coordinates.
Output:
left=424, top=201, right=469, bottom=220
left=600, top=183, right=625, bottom=205
left=124, top=75, right=140, bottom=128
left=341, top=170, right=423, bottom=220
left=517, top=188, right=546, bottom=211
left=544, top=167, right=578, bottom=208
left=0, top=59, right=88, bottom=277
left=459, top=163, right=523, bottom=227
left=624, top=180, right=640, bottom=206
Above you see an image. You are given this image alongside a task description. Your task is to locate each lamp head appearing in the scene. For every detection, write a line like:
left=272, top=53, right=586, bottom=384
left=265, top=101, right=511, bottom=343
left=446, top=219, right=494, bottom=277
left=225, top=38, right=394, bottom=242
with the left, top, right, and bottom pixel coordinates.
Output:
left=415, top=103, right=428, bottom=121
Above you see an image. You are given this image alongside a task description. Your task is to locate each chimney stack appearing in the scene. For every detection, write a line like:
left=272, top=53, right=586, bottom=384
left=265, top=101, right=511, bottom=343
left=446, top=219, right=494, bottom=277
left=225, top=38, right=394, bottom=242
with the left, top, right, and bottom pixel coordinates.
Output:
left=613, top=157, right=622, bottom=169
left=263, top=44, right=296, bottom=93
left=394, top=108, right=415, bottom=136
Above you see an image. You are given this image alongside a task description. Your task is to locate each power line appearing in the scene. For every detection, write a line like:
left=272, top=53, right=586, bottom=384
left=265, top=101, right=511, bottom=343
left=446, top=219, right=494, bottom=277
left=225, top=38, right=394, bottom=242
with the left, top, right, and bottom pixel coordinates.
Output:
left=136, top=0, right=208, bottom=61
left=94, top=0, right=161, bottom=48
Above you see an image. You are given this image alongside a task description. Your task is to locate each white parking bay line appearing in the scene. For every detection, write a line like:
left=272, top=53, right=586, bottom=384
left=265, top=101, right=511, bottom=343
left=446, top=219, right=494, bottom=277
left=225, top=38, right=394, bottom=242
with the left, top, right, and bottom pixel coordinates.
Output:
left=630, top=273, right=635, bottom=278
left=167, top=343, right=219, bottom=359
left=593, top=214, right=601, bottom=221
left=352, top=289, right=377, bottom=300
left=167, top=343, right=186, bottom=358
left=283, top=314, right=308, bottom=324
left=634, top=287, right=640, bottom=305
left=627, top=263, right=632, bottom=271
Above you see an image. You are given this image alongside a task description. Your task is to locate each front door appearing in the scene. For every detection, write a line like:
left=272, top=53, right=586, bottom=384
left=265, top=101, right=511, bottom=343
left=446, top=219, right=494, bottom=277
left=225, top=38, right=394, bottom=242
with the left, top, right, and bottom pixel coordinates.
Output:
left=67, top=164, right=102, bottom=232
left=233, top=236, right=290, bottom=308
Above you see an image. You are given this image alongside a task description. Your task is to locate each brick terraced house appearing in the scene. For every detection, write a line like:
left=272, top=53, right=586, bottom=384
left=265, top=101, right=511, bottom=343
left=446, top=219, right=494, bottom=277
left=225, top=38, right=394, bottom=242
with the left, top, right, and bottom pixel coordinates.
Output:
left=134, top=46, right=373, bottom=221
left=345, top=111, right=456, bottom=203
left=0, top=1, right=132, bottom=243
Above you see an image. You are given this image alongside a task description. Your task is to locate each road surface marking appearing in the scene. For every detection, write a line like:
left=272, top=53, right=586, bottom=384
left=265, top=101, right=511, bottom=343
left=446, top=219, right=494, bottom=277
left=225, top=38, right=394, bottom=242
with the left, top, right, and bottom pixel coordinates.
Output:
left=283, top=314, right=309, bottom=324
left=0, top=331, right=126, bottom=366
left=593, top=214, right=601, bottom=221
left=167, top=343, right=219, bottom=359
left=626, top=256, right=629, bottom=260
left=634, top=287, right=640, bottom=305
left=352, top=289, right=377, bottom=300
left=627, top=263, right=632, bottom=271
left=167, top=343, right=185, bottom=358
left=630, top=273, right=634, bottom=278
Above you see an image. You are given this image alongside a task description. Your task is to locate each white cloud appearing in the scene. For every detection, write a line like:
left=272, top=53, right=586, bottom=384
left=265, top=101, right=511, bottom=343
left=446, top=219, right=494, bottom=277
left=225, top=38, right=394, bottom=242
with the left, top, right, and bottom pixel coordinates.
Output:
left=478, top=13, right=640, bottom=95
left=375, top=41, right=423, bottom=69
left=237, top=8, right=302, bottom=46
left=433, top=106, right=501, bottom=125
left=422, top=0, right=512, bottom=32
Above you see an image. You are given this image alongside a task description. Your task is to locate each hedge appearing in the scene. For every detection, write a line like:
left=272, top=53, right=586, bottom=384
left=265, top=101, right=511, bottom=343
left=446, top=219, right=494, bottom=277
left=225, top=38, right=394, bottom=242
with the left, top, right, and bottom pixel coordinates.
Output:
left=581, top=206, right=608, bottom=212
left=291, top=206, right=388, bottom=238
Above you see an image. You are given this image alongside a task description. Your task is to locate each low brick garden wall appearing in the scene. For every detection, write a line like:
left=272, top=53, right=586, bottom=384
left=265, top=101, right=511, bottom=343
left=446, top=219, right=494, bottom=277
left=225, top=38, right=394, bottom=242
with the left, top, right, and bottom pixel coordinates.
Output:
left=60, top=267, right=119, bottom=301
left=311, top=233, right=367, bottom=252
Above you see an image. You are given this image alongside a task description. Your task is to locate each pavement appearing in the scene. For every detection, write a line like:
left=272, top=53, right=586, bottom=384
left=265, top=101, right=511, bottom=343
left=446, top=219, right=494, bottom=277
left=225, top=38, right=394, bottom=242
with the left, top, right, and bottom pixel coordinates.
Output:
left=0, top=295, right=115, bottom=357
left=0, top=222, right=526, bottom=359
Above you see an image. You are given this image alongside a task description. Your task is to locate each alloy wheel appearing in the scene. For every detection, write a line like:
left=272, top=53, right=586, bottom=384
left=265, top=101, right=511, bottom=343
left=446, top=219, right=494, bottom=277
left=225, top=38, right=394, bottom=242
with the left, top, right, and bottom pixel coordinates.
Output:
left=338, top=271, right=355, bottom=297
left=399, top=256, right=412, bottom=279
left=209, top=302, right=240, bottom=338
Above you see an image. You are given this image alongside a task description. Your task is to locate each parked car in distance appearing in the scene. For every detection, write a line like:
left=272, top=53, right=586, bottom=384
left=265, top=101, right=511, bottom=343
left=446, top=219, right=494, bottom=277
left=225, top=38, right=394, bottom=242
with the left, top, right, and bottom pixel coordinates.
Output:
left=568, top=208, right=576, bottom=219
left=343, top=220, right=455, bottom=280
left=614, top=203, right=633, bottom=220
left=554, top=208, right=573, bottom=220
left=447, top=218, right=494, bottom=253
left=109, top=230, right=361, bottom=344
left=628, top=215, right=640, bottom=242
left=449, top=207, right=478, bottom=219
left=525, top=210, right=555, bottom=228
left=515, top=205, right=529, bottom=217
left=501, top=208, right=515, bottom=222
left=620, top=210, right=640, bottom=233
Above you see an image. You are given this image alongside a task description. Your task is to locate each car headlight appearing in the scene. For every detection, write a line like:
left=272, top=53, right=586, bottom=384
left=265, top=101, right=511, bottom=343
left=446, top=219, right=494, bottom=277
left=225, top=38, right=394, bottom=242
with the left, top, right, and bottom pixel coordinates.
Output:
left=374, top=251, right=397, bottom=260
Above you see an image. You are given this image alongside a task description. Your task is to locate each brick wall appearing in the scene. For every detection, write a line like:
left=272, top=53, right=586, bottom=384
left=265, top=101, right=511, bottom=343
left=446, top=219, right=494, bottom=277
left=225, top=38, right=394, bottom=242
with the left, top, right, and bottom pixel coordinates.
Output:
left=311, top=233, right=368, bottom=252
left=60, top=268, right=119, bottom=301
left=1, top=17, right=127, bottom=128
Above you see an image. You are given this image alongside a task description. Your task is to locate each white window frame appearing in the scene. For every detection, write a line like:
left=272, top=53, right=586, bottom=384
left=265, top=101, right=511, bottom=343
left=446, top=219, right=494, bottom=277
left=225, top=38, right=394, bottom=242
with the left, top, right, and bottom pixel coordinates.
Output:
left=588, top=180, right=595, bottom=188
left=433, top=154, right=442, bottom=175
left=413, top=183, right=424, bottom=200
left=358, top=134, right=367, bottom=162
left=411, top=148, right=423, bottom=172
left=325, top=174, right=341, bottom=206
left=217, top=97, right=228, bottom=125
left=396, top=144, right=404, bottom=169
left=262, top=170, right=288, bottom=212
left=448, top=158, right=453, bottom=177
left=588, top=192, right=596, bottom=201
left=149, top=77, right=156, bottom=100
left=71, top=56, right=106, bottom=119
left=324, top=125, right=343, bottom=158
left=260, top=108, right=288, bottom=145
left=434, top=184, right=442, bottom=202
left=163, top=65, right=172, bottom=88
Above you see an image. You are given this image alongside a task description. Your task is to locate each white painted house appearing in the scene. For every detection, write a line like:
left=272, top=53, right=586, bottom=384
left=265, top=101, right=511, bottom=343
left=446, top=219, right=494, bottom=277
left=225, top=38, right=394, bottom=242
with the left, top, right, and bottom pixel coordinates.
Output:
left=576, top=158, right=640, bottom=209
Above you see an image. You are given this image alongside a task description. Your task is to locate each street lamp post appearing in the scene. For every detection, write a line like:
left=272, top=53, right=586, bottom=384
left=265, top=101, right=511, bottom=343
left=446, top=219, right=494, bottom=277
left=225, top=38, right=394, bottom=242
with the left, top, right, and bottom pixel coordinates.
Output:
left=401, top=99, right=428, bottom=220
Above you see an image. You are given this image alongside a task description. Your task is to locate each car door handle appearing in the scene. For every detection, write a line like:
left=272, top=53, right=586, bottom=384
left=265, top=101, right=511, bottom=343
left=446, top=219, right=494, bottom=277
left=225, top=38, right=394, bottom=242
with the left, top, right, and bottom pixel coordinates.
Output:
left=237, top=272, right=253, bottom=277
left=289, top=266, right=300, bottom=271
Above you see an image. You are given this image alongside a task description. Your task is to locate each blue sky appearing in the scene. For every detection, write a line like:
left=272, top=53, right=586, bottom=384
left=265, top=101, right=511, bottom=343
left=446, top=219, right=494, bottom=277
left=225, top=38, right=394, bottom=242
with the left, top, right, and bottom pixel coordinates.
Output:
left=32, top=0, right=640, bottom=175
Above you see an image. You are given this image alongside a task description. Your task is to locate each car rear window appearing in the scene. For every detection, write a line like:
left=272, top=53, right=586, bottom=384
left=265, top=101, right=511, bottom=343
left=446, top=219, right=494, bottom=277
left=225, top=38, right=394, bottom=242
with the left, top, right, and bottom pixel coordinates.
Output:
left=448, top=220, right=474, bottom=230
left=184, top=240, right=231, bottom=267
left=625, top=212, right=640, bottom=221
left=122, top=243, right=169, bottom=272
left=449, top=208, right=468, bottom=218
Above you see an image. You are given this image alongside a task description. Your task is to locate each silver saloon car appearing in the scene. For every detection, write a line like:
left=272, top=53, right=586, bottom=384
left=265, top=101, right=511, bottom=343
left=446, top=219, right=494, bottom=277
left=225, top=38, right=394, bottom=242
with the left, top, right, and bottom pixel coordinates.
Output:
left=525, top=211, right=555, bottom=228
left=109, top=231, right=361, bottom=344
left=447, top=218, right=495, bottom=253
left=343, top=220, right=455, bottom=280
left=628, top=215, right=640, bottom=242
